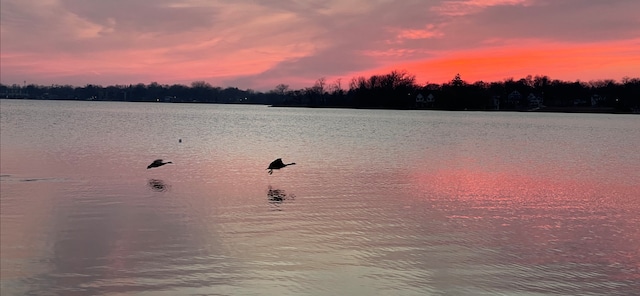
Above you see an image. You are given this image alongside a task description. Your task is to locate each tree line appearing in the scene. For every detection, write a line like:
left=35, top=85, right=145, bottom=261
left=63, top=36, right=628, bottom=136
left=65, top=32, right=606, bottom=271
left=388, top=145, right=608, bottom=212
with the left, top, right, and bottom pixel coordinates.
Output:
left=2, top=71, right=639, bottom=112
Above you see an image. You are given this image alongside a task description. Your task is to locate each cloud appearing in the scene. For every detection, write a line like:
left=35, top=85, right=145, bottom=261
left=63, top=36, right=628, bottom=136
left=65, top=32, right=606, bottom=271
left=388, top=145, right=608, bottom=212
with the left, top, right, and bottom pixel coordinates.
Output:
left=1, top=0, right=639, bottom=89
left=450, top=0, right=640, bottom=43
left=431, top=0, right=533, bottom=16
left=394, top=26, right=443, bottom=41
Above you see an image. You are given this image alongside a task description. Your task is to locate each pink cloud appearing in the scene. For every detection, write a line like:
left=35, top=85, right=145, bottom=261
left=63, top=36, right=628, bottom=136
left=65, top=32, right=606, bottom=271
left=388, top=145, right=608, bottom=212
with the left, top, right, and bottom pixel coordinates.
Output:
left=392, top=24, right=443, bottom=42
left=1, top=0, right=639, bottom=90
left=432, top=0, right=533, bottom=16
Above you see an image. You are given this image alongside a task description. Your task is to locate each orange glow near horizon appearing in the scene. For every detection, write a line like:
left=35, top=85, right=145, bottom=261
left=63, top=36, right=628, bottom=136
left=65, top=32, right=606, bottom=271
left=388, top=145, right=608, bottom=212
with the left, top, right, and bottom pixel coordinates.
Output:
left=2, top=38, right=639, bottom=89
left=395, top=39, right=640, bottom=84
left=0, top=46, right=309, bottom=87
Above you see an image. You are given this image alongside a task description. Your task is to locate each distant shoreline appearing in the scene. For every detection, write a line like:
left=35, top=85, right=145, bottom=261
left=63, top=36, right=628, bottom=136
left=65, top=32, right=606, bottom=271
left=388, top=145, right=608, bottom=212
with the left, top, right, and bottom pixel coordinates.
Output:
left=2, top=98, right=637, bottom=115
left=270, top=103, right=638, bottom=115
left=3, top=71, right=638, bottom=114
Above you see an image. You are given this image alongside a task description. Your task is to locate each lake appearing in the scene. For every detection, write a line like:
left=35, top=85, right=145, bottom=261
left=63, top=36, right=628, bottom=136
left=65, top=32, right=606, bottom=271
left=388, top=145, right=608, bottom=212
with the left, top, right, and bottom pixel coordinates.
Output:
left=1, top=99, right=639, bottom=295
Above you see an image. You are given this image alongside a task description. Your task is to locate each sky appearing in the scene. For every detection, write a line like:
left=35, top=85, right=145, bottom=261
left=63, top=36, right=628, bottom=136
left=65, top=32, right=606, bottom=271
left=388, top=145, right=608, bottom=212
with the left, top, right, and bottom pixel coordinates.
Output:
left=1, top=0, right=639, bottom=91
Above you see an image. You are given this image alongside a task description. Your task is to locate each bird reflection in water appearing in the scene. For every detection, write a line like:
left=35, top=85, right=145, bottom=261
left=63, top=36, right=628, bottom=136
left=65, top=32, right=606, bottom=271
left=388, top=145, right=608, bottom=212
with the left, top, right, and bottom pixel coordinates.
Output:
left=267, top=185, right=295, bottom=206
left=147, top=178, right=170, bottom=192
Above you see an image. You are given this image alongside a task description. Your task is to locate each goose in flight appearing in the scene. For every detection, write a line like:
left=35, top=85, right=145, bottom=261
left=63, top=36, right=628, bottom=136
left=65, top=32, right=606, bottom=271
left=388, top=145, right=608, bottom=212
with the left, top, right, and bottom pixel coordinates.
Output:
left=147, top=159, right=173, bottom=169
left=267, top=158, right=295, bottom=175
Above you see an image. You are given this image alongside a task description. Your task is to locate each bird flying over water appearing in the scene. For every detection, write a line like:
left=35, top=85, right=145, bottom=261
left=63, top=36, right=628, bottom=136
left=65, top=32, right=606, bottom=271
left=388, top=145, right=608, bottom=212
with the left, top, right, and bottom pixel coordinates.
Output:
left=147, top=159, right=173, bottom=169
left=267, top=158, right=296, bottom=175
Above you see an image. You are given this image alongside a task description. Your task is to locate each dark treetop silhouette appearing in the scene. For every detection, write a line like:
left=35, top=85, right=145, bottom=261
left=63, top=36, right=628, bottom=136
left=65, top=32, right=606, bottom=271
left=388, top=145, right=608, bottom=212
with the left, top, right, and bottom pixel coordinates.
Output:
left=3, top=71, right=639, bottom=113
left=147, top=159, right=173, bottom=169
left=267, top=158, right=296, bottom=175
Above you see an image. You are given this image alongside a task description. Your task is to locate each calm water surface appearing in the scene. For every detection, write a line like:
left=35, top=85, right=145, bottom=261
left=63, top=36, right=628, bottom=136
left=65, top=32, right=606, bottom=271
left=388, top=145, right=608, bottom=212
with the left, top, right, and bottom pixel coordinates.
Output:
left=1, top=99, right=639, bottom=295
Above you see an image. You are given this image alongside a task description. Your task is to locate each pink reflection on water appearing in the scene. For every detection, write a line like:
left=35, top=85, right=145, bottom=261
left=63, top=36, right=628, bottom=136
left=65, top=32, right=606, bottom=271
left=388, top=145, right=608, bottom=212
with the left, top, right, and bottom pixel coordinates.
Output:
left=411, top=167, right=638, bottom=206
left=408, top=167, right=640, bottom=282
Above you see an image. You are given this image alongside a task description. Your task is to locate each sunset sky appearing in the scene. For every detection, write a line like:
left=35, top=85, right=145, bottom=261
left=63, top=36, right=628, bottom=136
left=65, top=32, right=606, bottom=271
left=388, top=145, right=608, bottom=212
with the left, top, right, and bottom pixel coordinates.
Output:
left=1, top=0, right=639, bottom=91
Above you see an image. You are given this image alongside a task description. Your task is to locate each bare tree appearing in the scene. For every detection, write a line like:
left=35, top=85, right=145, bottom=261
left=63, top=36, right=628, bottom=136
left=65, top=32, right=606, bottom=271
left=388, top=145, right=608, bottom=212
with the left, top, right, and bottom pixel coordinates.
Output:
left=274, top=84, right=289, bottom=96
left=191, top=81, right=212, bottom=88
left=314, top=77, right=326, bottom=95
left=330, top=78, right=343, bottom=95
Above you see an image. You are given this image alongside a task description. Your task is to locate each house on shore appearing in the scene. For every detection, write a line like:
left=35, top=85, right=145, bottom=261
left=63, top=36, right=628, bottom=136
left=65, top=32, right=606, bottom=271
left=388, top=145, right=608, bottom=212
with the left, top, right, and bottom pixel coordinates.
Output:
left=527, top=93, right=543, bottom=108
left=416, top=93, right=435, bottom=108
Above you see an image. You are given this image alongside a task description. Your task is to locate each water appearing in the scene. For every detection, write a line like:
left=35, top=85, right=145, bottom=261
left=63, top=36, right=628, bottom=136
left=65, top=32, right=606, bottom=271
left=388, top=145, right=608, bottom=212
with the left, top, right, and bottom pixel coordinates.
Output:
left=1, top=99, right=639, bottom=295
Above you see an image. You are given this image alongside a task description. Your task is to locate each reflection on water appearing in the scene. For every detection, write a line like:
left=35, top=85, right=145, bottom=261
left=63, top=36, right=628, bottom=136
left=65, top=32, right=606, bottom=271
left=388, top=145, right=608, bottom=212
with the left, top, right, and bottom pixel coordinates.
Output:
left=0, top=174, right=64, bottom=183
left=1, top=100, right=639, bottom=295
left=147, top=178, right=170, bottom=192
left=267, top=185, right=295, bottom=206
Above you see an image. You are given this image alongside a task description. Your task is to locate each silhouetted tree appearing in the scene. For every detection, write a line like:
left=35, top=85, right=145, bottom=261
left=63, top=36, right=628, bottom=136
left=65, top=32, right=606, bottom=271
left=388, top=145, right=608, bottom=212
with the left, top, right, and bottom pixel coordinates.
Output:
left=274, top=84, right=289, bottom=96
left=2, top=72, right=638, bottom=112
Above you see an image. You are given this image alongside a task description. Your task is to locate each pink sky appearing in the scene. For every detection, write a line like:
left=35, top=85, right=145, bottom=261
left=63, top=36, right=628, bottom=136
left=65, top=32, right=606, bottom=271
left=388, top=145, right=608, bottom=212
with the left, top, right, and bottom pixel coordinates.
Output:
left=1, top=0, right=639, bottom=91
